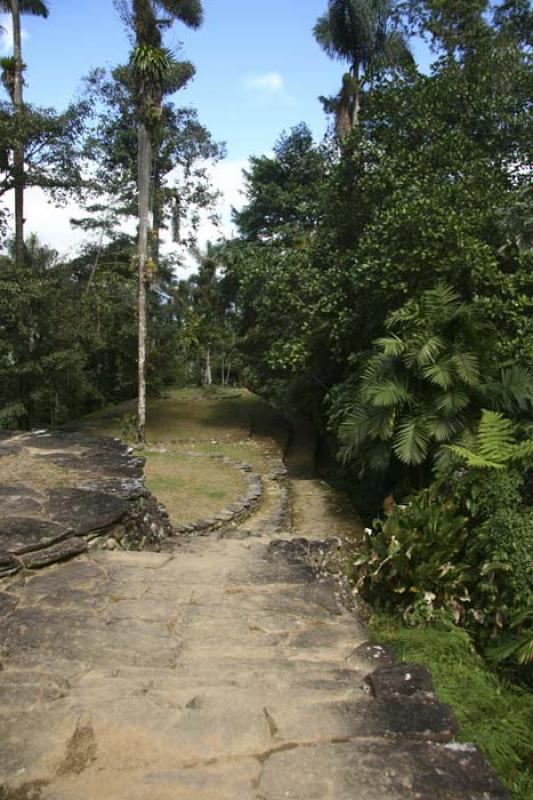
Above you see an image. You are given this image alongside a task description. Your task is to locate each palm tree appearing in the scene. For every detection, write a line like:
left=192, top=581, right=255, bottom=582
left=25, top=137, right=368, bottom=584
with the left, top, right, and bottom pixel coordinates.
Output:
left=338, top=284, right=533, bottom=475
left=128, top=0, right=203, bottom=443
left=0, top=0, right=49, bottom=269
left=314, top=0, right=412, bottom=132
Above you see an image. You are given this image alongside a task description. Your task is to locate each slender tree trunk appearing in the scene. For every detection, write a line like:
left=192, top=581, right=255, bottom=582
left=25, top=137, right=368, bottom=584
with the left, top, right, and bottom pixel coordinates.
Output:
left=204, top=345, right=212, bottom=387
left=12, top=0, right=25, bottom=270
left=137, top=121, right=152, bottom=444
left=151, top=146, right=161, bottom=267
left=351, top=62, right=360, bottom=128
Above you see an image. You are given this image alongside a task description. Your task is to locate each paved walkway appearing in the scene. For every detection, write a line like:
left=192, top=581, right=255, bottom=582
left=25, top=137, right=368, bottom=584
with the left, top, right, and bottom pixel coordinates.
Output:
left=0, top=429, right=506, bottom=799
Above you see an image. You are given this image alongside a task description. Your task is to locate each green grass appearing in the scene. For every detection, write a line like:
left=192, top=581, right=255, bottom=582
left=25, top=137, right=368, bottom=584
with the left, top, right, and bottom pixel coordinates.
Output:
left=83, top=387, right=287, bottom=451
left=143, top=450, right=248, bottom=525
left=82, top=387, right=289, bottom=524
left=370, top=612, right=533, bottom=799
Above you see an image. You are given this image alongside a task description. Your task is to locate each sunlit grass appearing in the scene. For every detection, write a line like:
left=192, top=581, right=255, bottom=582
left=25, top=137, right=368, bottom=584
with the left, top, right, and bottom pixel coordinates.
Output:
left=143, top=450, right=248, bottom=525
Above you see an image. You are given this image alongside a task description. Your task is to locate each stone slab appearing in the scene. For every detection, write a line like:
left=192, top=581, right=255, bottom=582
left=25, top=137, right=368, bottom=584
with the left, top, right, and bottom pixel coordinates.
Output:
left=0, top=552, right=22, bottom=578
left=20, top=538, right=88, bottom=569
left=0, top=517, right=72, bottom=555
left=45, top=489, right=128, bottom=535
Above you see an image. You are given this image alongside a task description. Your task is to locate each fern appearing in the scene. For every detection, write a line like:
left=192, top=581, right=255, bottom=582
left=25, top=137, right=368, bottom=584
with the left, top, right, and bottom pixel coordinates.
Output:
left=446, top=410, right=533, bottom=468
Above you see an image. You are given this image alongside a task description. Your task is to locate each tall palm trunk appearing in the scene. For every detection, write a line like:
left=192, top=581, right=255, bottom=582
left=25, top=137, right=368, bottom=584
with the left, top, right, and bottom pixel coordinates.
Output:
left=350, top=61, right=361, bottom=128
left=12, top=0, right=25, bottom=269
left=137, top=120, right=152, bottom=444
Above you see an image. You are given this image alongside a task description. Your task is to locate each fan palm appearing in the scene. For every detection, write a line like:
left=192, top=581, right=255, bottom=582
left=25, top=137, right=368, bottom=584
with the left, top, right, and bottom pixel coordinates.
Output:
left=314, top=0, right=412, bottom=132
left=0, top=0, right=49, bottom=269
left=128, top=0, right=203, bottom=443
left=338, top=284, right=533, bottom=474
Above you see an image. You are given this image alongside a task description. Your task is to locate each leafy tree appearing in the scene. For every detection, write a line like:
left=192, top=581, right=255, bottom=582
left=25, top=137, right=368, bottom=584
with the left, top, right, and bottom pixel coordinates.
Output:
left=0, top=0, right=49, bottom=267
left=76, top=65, right=221, bottom=250
left=233, top=124, right=329, bottom=243
left=314, top=0, right=413, bottom=133
left=401, top=0, right=489, bottom=56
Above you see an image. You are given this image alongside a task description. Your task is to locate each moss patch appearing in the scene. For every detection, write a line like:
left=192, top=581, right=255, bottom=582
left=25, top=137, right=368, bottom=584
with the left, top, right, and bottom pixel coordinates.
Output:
left=370, top=612, right=533, bottom=799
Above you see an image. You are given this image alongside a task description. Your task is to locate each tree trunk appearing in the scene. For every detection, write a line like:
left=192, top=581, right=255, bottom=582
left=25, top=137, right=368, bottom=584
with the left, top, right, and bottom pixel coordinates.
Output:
left=204, top=346, right=212, bottom=387
left=151, top=144, right=161, bottom=267
left=137, top=121, right=152, bottom=444
left=351, top=62, right=360, bottom=128
left=12, top=0, right=25, bottom=270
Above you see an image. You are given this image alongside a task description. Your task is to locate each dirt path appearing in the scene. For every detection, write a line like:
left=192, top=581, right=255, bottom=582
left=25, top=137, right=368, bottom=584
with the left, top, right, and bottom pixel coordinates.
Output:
left=0, top=420, right=505, bottom=799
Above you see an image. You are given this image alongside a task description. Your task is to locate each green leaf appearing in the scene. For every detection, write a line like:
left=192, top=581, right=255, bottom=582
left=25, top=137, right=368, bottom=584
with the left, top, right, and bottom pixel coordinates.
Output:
left=422, top=359, right=455, bottom=390
left=436, top=389, right=470, bottom=416
left=365, top=378, right=412, bottom=408
left=393, top=416, right=430, bottom=465
left=452, top=352, right=480, bottom=385
left=373, top=334, right=405, bottom=357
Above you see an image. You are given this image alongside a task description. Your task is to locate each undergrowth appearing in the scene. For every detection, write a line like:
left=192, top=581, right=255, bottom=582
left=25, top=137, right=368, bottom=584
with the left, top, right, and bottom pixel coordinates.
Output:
left=370, top=613, right=533, bottom=799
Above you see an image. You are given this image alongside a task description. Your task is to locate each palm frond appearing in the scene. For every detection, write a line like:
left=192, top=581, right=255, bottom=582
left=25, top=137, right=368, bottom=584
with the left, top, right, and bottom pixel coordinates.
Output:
left=421, top=282, right=461, bottom=317
left=393, top=415, right=429, bottom=465
left=426, top=415, right=464, bottom=443
left=406, top=334, right=446, bottom=368
left=0, top=0, right=49, bottom=16
left=366, top=440, right=392, bottom=471
left=373, top=334, right=405, bottom=357
left=363, top=377, right=412, bottom=408
left=500, top=365, right=533, bottom=406
left=158, top=0, right=203, bottom=29
left=435, top=389, right=470, bottom=416
left=422, top=359, right=455, bottom=389
left=366, top=406, right=396, bottom=440
left=452, top=352, right=480, bottom=385
left=339, top=404, right=370, bottom=452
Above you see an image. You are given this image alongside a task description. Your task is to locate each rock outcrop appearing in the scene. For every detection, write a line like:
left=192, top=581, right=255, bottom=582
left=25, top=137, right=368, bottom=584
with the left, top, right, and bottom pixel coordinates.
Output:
left=0, top=430, right=172, bottom=575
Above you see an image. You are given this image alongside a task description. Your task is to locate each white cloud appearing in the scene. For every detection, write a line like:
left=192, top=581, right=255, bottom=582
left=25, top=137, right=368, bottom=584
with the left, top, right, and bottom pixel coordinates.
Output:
left=3, top=189, right=88, bottom=257
left=0, top=14, right=30, bottom=56
left=243, top=72, right=284, bottom=93
left=168, top=158, right=248, bottom=277
left=1, top=159, right=250, bottom=274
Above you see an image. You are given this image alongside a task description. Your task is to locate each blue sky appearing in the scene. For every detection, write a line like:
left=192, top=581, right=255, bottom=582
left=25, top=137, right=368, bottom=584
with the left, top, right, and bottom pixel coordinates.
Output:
left=0, top=0, right=433, bottom=259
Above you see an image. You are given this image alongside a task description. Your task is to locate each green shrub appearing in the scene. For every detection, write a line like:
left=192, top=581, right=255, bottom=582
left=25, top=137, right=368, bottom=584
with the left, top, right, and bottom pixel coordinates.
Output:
left=353, top=486, right=473, bottom=624
left=352, top=479, right=533, bottom=649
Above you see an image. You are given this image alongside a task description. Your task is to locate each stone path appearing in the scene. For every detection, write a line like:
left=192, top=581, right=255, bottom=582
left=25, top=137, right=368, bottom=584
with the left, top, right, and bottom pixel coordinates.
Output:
left=0, top=428, right=507, bottom=799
